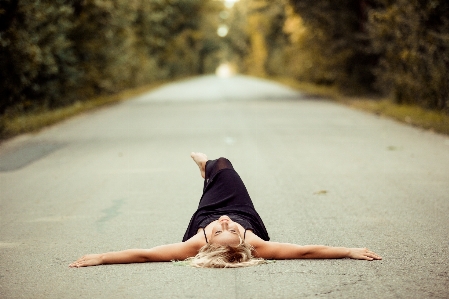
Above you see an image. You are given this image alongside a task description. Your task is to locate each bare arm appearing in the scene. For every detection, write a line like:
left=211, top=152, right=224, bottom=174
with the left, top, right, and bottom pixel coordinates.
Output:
left=253, top=241, right=382, bottom=261
left=69, top=239, right=202, bottom=268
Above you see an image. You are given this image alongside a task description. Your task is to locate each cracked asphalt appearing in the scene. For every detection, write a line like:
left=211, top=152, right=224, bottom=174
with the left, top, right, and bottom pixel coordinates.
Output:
left=1, top=75, right=448, bottom=298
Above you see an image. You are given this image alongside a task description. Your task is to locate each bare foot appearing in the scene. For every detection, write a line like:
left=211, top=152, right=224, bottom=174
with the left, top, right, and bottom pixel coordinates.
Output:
left=190, top=152, right=208, bottom=179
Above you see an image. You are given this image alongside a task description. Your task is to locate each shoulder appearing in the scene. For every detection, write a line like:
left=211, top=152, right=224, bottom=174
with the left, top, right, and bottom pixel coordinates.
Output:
left=245, top=231, right=298, bottom=259
left=184, top=231, right=207, bottom=250
left=244, top=230, right=269, bottom=252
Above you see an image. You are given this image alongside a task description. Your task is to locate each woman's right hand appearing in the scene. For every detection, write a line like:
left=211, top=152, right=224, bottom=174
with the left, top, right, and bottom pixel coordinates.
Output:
left=69, top=254, right=103, bottom=268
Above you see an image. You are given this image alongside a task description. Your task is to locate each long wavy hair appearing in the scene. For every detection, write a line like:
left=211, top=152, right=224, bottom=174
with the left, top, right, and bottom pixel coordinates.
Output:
left=184, top=242, right=266, bottom=268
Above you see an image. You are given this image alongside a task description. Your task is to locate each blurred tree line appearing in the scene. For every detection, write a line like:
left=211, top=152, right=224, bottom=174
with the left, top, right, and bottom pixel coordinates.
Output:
left=1, top=0, right=447, bottom=118
left=226, top=0, right=448, bottom=112
left=0, top=0, right=222, bottom=116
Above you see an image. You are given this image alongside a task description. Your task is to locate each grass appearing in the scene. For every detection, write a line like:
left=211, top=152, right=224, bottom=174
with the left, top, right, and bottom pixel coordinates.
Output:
left=344, top=98, right=449, bottom=135
left=0, top=81, right=166, bottom=141
left=274, top=76, right=449, bottom=136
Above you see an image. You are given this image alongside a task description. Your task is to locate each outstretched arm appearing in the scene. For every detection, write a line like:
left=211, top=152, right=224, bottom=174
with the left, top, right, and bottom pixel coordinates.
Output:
left=253, top=241, right=382, bottom=261
left=69, top=240, right=202, bottom=268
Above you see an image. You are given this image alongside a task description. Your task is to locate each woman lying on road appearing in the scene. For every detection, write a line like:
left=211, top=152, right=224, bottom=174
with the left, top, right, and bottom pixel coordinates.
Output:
left=69, top=152, right=382, bottom=268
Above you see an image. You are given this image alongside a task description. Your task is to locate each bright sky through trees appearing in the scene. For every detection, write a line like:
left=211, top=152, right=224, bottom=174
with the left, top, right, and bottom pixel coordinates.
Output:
left=217, top=24, right=229, bottom=37
left=224, top=0, right=239, bottom=9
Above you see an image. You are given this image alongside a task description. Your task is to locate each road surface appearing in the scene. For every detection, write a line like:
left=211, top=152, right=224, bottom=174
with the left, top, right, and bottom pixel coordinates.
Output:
left=1, top=75, right=448, bottom=298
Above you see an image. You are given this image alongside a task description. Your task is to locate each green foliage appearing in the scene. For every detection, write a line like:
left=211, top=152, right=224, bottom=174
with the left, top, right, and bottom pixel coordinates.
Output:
left=284, top=0, right=448, bottom=111
left=222, top=2, right=250, bottom=71
left=368, top=0, right=449, bottom=111
left=224, top=0, right=289, bottom=76
left=258, top=1, right=289, bottom=76
left=2, top=0, right=446, bottom=121
left=0, top=0, right=79, bottom=113
left=135, top=0, right=213, bottom=77
left=226, top=0, right=449, bottom=115
left=288, top=0, right=377, bottom=89
left=71, top=0, right=141, bottom=96
left=0, top=0, right=219, bottom=117
left=225, top=0, right=376, bottom=88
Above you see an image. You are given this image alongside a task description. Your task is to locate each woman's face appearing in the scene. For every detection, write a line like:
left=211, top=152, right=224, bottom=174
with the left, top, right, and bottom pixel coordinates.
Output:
left=210, top=215, right=242, bottom=246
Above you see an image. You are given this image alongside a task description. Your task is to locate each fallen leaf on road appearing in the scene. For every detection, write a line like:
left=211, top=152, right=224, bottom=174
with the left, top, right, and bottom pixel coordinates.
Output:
left=314, top=190, right=328, bottom=195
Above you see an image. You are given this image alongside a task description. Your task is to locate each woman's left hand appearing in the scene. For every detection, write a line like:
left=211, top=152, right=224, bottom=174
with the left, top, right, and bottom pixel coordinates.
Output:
left=348, top=248, right=382, bottom=260
left=69, top=254, right=103, bottom=268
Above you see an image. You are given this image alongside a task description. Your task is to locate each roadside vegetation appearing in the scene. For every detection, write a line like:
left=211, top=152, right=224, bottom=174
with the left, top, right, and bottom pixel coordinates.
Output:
left=223, top=0, right=448, bottom=134
left=0, top=0, right=223, bottom=140
left=0, top=81, right=166, bottom=140
left=1, top=0, right=448, bottom=139
left=276, top=77, right=449, bottom=135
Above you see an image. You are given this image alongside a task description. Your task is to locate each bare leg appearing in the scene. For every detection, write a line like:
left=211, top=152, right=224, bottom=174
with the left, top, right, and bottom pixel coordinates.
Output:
left=190, top=152, right=208, bottom=179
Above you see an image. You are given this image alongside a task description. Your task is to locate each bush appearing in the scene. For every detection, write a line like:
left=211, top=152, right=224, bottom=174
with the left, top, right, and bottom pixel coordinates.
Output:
left=0, top=0, right=219, bottom=117
left=0, top=0, right=79, bottom=114
left=368, top=0, right=449, bottom=111
left=286, top=0, right=378, bottom=90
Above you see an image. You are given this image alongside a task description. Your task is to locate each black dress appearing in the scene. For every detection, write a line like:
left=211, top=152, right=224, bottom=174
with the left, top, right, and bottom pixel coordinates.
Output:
left=182, top=157, right=270, bottom=242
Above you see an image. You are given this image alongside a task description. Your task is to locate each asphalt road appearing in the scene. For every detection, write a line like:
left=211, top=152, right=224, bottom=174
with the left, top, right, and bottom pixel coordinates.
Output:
left=1, top=75, right=448, bottom=298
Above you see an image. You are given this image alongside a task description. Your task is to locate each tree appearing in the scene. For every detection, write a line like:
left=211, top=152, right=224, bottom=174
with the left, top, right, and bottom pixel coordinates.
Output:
left=0, top=0, right=79, bottom=114
left=368, top=0, right=449, bottom=111
left=0, top=0, right=221, bottom=118
left=223, top=0, right=289, bottom=76
left=288, top=0, right=378, bottom=90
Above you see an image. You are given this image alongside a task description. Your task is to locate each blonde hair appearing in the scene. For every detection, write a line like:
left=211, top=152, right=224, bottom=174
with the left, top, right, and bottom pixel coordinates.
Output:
left=183, top=242, right=266, bottom=268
